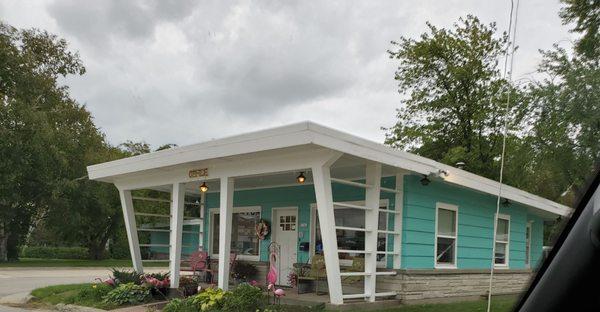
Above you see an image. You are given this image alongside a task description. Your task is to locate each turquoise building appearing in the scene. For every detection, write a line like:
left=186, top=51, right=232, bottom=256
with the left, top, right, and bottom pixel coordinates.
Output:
left=88, top=121, right=569, bottom=304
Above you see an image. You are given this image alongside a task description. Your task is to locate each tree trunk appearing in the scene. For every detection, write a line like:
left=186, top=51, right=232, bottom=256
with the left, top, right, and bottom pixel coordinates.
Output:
left=0, top=223, right=8, bottom=262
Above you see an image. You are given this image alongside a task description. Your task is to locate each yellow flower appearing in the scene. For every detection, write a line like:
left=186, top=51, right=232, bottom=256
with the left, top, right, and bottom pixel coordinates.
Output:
left=92, top=285, right=97, bottom=289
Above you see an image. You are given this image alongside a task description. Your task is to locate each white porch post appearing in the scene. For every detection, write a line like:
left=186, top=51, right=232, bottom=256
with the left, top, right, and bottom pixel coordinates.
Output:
left=118, top=189, right=143, bottom=273
left=364, top=162, right=382, bottom=302
left=169, top=183, right=186, bottom=288
left=217, top=177, right=234, bottom=290
left=312, top=163, right=344, bottom=305
left=393, top=173, right=404, bottom=269
left=199, top=192, right=206, bottom=250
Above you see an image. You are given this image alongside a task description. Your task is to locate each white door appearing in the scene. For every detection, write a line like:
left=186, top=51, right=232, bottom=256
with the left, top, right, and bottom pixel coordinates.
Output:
left=273, top=207, right=298, bottom=286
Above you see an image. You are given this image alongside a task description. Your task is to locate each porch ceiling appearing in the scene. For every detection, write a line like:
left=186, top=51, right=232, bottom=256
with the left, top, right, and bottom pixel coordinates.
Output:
left=147, top=154, right=401, bottom=195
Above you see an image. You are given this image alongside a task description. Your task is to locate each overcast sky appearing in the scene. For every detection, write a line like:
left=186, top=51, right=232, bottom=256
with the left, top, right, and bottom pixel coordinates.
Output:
left=1, top=1, right=575, bottom=147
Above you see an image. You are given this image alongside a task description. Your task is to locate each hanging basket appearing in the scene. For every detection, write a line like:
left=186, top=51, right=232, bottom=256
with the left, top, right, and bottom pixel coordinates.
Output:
left=256, top=219, right=270, bottom=240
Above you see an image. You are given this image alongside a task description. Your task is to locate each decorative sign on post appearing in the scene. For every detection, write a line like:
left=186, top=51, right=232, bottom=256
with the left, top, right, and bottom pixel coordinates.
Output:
left=188, top=168, right=209, bottom=178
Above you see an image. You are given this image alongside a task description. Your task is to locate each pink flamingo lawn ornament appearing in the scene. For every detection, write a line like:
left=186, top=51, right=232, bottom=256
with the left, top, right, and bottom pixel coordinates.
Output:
left=267, top=251, right=278, bottom=285
left=266, top=242, right=281, bottom=304
left=274, top=288, right=286, bottom=304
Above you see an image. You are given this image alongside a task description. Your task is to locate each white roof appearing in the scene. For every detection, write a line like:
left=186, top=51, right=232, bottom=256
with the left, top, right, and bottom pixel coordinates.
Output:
left=87, top=121, right=571, bottom=216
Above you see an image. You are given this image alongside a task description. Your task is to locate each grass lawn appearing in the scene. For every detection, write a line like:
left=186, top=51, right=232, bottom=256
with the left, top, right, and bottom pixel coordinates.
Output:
left=0, top=258, right=168, bottom=268
left=369, top=296, right=517, bottom=312
left=29, top=283, right=117, bottom=310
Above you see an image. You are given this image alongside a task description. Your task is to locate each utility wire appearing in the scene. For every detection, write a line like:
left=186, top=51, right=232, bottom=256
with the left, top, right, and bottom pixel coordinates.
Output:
left=486, top=0, right=520, bottom=311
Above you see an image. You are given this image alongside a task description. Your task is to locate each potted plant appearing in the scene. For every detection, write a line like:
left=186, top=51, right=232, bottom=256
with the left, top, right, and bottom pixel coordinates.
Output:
left=231, top=261, right=258, bottom=284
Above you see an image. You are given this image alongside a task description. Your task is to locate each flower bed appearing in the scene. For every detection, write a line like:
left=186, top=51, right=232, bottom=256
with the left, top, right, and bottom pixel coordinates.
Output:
left=29, top=269, right=173, bottom=310
left=162, top=283, right=321, bottom=312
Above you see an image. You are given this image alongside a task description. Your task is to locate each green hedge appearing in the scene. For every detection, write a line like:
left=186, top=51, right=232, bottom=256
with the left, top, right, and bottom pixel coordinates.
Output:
left=20, top=246, right=89, bottom=259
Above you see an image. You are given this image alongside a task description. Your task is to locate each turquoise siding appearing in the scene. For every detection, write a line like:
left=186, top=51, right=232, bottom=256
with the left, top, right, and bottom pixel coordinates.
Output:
left=201, top=178, right=396, bottom=263
left=150, top=174, right=547, bottom=270
left=402, top=174, right=544, bottom=269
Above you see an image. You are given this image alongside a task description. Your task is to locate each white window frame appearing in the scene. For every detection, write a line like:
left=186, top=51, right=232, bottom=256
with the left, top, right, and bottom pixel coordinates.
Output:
left=525, top=221, right=533, bottom=268
left=310, top=199, right=390, bottom=268
left=209, top=206, right=261, bottom=261
left=434, top=202, right=459, bottom=269
left=494, top=213, right=511, bottom=268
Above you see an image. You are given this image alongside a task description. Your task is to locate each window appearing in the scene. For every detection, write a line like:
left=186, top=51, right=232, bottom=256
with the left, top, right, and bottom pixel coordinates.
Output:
left=435, top=203, right=458, bottom=268
left=210, top=207, right=261, bottom=260
left=311, top=201, right=390, bottom=266
left=494, top=214, right=510, bottom=267
left=279, top=215, right=296, bottom=231
left=525, top=222, right=532, bottom=267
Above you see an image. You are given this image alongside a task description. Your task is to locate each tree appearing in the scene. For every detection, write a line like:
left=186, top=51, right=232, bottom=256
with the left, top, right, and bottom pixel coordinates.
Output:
left=0, top=22, right=90, bottom=260
left=0, top=22, right=129, bottom=261
left=523, top=0, right=600, bottom=204
left=384, top=15, right=528, bottom=182
left=559, top=0, right=600, bottom=59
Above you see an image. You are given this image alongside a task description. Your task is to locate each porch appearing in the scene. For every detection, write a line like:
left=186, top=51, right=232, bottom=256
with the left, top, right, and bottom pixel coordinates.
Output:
left=115, top=150, right=405, bottom=305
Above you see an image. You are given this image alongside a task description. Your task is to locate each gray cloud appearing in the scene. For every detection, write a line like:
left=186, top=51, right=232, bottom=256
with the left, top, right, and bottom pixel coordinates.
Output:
left=1, top=0, right=575, bottom=147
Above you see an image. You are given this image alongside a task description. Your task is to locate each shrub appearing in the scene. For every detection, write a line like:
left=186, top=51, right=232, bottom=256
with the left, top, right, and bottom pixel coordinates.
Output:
left=162, top=298, right=198, bottom=312
left=231, top=261, right=258, bottom=281
left=20, top=246, right=89, bottom=259
left=190, top=287, right=228, bottom=311
left=142, top=272, right=170, bottom=300
left=111, top=268, right=142, bottom=285
left=103, top=283, right=150, bottom=306
left=222, top=284, right=263, bottom=312
left=179, top=276, right=200, bottom=297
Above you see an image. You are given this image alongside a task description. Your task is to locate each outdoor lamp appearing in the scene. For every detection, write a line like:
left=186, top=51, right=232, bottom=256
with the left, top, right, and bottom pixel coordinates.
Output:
left=296, top=172, right=306, bottom=184
left=420, top=175, right=430, bottom=186
left=502, top=198, right=511, bottom=207
left=199, top=181, right=209, bottom=193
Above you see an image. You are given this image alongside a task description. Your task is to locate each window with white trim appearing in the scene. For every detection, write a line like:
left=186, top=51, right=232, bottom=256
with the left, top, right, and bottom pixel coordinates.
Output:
left=210, top=207, right=261, bottom=261
left=435, top=203, right=458, bottom=267
left=494, top=214, right=510, bottom=267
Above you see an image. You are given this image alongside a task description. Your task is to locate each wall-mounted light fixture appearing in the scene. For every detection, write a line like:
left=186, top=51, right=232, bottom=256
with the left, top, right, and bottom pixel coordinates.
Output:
left=420, top=175, right=431, bottom=186
left=502, top=198, right=511, bottom=207
left=296, top=172, right=306, bottom=184
left=199, top=181, right=209, bottom=193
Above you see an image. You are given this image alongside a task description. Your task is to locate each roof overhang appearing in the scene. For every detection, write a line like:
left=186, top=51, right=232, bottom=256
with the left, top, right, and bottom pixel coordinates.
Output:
left=87, top=121, right=571, bottom=217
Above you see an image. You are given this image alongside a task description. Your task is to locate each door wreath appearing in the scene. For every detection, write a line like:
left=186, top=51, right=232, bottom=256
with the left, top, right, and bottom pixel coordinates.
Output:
left=256, top=219, right=270, bottom=240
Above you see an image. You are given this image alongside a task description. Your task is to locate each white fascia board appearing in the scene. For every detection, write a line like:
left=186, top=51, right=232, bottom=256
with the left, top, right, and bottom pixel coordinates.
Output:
left=88, top=121, right=571, bottom=216
left=87, top=122, right=314, bottom=181
left=306, top=123, right=571, bottom=217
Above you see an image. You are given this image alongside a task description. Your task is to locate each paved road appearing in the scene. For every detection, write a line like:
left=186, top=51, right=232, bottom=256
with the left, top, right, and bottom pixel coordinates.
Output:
left=0, top=267, right=163, bottom=311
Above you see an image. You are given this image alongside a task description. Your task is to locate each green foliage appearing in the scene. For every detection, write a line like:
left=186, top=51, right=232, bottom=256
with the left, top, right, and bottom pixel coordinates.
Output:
left=190, top=287, right=228, bottom=311
left=179, top=275, right=201, bottom=297
left=385, top=13, right=598, bottom=210
left=0, top=21, right=88, bottom=260
left=111, top=268, right=143, bottom=285
left=103, top=282, right=150, bottom=306
left=559, top=0, right=600, bottom=59
left=385, top=15, right=526, bottom=181
left=0, top=258, right=168, bottom=268
left=163, top=298, right=199, bottom=312
left=75, top=283, right=113, bottom=303
left=20, top=246, right=88, bottom=259
left=30, top=283, right=116, bottom=310
left=222, top=284, right=264, bottom=312
left=232, top=261, right=259, bottom=281
left=0, top=21, right=129, bottom=261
